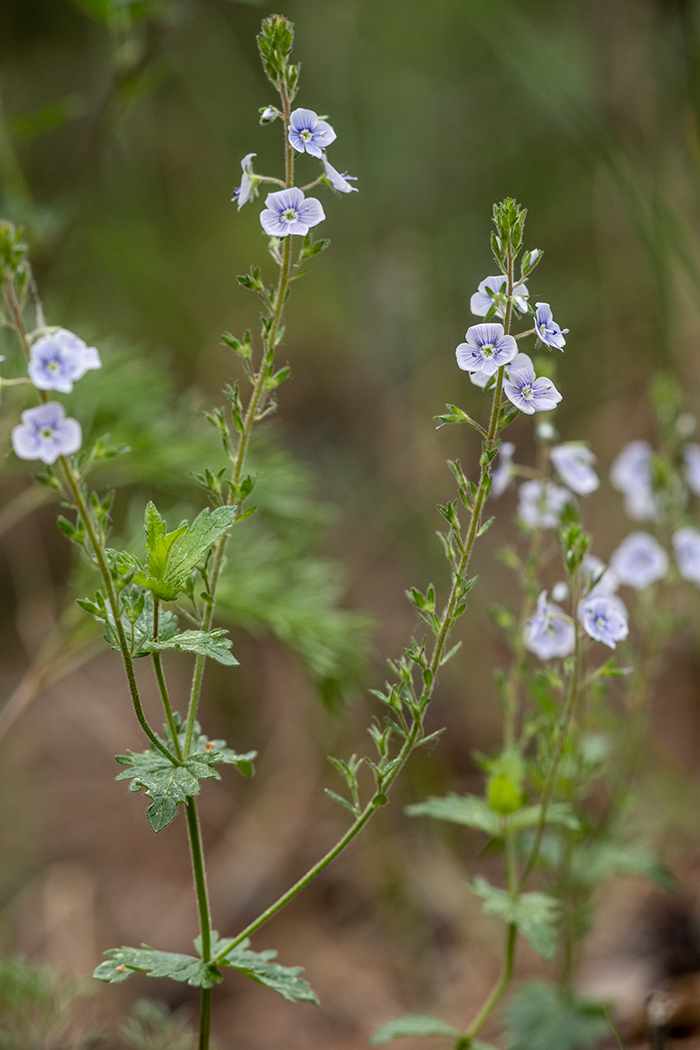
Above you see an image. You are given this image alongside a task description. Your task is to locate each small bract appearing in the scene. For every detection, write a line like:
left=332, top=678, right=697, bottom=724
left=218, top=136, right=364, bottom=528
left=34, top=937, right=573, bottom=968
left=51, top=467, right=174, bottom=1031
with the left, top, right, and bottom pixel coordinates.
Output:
left=12, top=401, right=82, bottom=464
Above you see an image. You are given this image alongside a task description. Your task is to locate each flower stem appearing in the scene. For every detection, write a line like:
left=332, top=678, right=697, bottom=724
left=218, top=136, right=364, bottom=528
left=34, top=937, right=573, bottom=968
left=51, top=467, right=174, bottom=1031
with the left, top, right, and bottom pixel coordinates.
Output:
left=152, top=599, right=183, bottom=761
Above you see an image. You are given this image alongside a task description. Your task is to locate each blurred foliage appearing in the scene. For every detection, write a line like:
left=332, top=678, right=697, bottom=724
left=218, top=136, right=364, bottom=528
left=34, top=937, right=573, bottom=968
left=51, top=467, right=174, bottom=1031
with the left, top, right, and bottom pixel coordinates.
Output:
left=0, top=956, right=98, bottom=1049
left=119, top=999, right=196, bottom=1050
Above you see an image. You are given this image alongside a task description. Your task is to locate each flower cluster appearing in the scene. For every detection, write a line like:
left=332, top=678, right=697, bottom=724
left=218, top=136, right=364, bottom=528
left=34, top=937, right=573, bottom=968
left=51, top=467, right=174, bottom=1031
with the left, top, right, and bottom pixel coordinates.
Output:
left=10, top=328, right=100, bottom=464
left=233, top=106, right=357, bottom=237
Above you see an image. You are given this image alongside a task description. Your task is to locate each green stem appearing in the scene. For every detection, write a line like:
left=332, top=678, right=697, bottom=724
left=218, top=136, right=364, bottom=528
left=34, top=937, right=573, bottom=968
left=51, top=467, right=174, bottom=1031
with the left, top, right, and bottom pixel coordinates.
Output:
left=460, top=924, right=517, bottom=1043
left=152, top=599, right=183, bottom=761
left=186, top=797, right=212, bottom=960
left=198, top=989, right=212, bottom=1050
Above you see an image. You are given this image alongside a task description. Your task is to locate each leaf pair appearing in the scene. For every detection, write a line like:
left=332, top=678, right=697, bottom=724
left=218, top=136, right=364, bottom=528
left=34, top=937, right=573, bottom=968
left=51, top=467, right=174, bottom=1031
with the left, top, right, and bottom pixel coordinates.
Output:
left=94, top=934, right=317, bottom=1006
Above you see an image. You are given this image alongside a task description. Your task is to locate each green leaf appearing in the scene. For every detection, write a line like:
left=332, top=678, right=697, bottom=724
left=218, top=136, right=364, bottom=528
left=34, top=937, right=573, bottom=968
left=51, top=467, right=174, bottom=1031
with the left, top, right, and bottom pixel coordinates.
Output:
left=471, top=876, right=560, bottom=960
left=507, top=803, right=580, bottom=832
left=146, top=628, right=238, bottom=666
left=211, top=934, right=318, bottom=1004
left=406, top=794, right=501, bottom=836
left=572, top=844, right=676, bottom=891
left=370, top=1015, right=459, bottom=1044
left=135, top=504, right=237, bottom=601
left=503, top=981, right=607, bottom=1050
left=93, top=945, right=219, bottom=988
left=82, top=587, right=180, bottom=658
left=115, top=751, right=217, bottom=832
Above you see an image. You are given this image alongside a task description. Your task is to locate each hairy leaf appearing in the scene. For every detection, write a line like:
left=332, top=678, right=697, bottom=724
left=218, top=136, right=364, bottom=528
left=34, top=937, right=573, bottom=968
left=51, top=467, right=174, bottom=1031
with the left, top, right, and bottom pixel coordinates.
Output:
left=406, top=794, right=501, bottom=836
left=471, top=876, right=560, bottom=960
left=211, top=935, right=318, bottom=1004
left=371, top=1015, right=459, bottom=1044
left=503, top=981, right=607, bottom=1050
left=135, top=505, right=237, bottom=601
left=93, top=946, right=219, bottom=988
left=146, top=628, right=238, bottom=666
left=115, top=751, right=217, bottom=832
left=572, top=843, right=675, bottom=891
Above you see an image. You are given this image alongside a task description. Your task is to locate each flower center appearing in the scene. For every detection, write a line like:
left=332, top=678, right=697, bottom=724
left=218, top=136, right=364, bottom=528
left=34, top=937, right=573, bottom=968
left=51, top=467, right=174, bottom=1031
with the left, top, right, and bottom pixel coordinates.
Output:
left=300, top=129, right=312, bottom=141
left=47, top=360, right=60, bottom=373
left=283, top=209, right=298, bottom=222
left=40, top=426, right=54, bottom=439
left=595, top=615, right=606, bottom=630
left=521, top=384, right=533, bottom=399
left=481, top=343, right=495, bottom=358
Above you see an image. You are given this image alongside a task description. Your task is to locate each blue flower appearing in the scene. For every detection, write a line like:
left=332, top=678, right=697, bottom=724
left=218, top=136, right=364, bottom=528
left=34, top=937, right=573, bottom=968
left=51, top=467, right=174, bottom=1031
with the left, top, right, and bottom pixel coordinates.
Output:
left=28, top=329, right=101, bottom=393
left=517, top=480, right=570, bottom=529
left=12, top=401, right=82, bottom=464
left=581, top=554, right=619, bottom=598
left=503, top=365, right=562, bottom=414
left=673, top=527, right=700, bottom=585
left=320, top=154, right=358, bottom=193
left=491, top=441, right=516, bottom=497
left=550, top=443, right=599, bottom=494
left=260, top=187, right=326, bottom=238
left=683, top=443, right=700, bottom=496
left=288, top=108, right=336, bottom=158
left=609, top=531, right=668, bottom=589
left=232, top=153, right=257, bottom=210
left=468, top=351, right=532, bottom=390
left=455, top=322, right=517, bottom=377
left=534, top=302, right=568, bottom=350
left=578, top=595, right=628, bottom=649
left=470, top=275, right=529, bottom=319
left=610, top=440, right=658, bottom=521
left=524, top=590, right=575, bottom=661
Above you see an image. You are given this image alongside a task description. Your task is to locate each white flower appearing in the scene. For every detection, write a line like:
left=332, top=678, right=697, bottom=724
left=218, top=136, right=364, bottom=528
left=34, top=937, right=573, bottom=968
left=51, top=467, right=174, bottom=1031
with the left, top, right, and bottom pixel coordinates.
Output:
left=550, top=443, right=599, bottom=495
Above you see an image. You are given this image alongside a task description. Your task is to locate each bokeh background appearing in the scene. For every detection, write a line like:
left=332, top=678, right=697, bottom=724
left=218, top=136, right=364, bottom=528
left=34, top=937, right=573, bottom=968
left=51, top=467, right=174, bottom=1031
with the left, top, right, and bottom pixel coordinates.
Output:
left=3, top=0, right=700, bottom=1046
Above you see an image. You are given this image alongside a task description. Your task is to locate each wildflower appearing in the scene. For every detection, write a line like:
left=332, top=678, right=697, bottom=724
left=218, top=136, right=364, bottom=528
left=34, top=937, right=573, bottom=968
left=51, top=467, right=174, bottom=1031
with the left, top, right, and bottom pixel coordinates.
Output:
left=517, top=479, right=570, bottom=529
left=12, top=401, right=82, bottom=464
left=470, top=275, right=529, bottom=318
left=524, top=590, right=575, bottom=661
left=610, top=440, right=658, bottom=521
left=28, top=329, right=101, bottom=394
left=232, top=153, right=257, bottom=210
left=455, top=323, right=517, bottom=377
left=491, top=441, right=516, bottom=497
left=260, top=187, right=325, bottom=237
left=578, top=594, right=629, bottom=649
left=683, top=443, right=700, bottom=497
left=321, top=154, right=358, bottom=193
left=673, top=526, right=700, bottom=585
left=503, top=365, right=562, bottom=415
left=534, top=302, right=568, bottom=350
left=609, top=531, right=668, bottom=589
left=468, top=351, right=532, bottom=390
left=550, top=443, right=599, bottom=495
left=581, top=554, right=618, bottom=598
left=551, top=581, right=569, bottom=602
left=288, top=108, right=336, bottom=157
left=537, top=421, right=556, bottom=442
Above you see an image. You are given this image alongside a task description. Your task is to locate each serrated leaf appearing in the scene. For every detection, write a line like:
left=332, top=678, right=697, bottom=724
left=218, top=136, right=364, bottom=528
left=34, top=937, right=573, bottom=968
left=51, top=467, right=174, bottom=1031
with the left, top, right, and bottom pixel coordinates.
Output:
left=115, top=751, right=216, bottom=832
left=135, top=505, right=237, bottom=601
left=503, top=981, right=607, bottom=1050
left=507, top=803, right=580, bottom=832
left=146, top=628, right=238, bottom=666
left=471, top=876, right=560, bottom=960
left=93, top=945, right=219, bottom=988
left=212, top=934, right=318, bottom=1004
left=371, top=1015, right=459, bottom=1044
left=406, top=794, right=501, bottom=836
left=572, top=844, right=676, bottom=891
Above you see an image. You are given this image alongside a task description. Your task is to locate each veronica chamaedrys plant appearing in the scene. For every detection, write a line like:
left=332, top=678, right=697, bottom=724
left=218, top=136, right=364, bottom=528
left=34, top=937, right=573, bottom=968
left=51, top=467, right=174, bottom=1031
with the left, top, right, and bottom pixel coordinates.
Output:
left=0, top=16, right=365, bottom=1048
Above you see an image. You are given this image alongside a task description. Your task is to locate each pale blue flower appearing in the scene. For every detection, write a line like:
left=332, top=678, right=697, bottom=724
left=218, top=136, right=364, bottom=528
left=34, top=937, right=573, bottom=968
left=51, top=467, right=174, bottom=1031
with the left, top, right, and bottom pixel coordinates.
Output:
left=456, top=322, right=517, bottom=377
left=683, top=443, right=700, bottom=496
left=12, top=401, right=82, bottom=464
left=288, top=108, right=336, bottom=158
left=470, top=275, right=529, bottom=318
left=534, top=302, right=568, bottom=350
left=524, top=590, right=575, bottom=661
left=232, top=153, right=257, bottom=210
left=491, top=441, right=515, bottom=497
left=321, top=154, right=358, bottom=193
left=673, top=526, right=700, bottom=585
left=550, top=443, right=599, bottom=495
left=610, top=531, right=668, bottom=589
left=610, top=440, right=658, bottom=521
left=578, top=594, right=628, bottom=649
left=260, top=187, right=325, bottom=237
left=28, top=329, right=101, bottom=393
left=468, top=351, right=533, bottom=390
left=503, top=366, right=562, bottom=415
left=517, top=479, right=570, bottom=529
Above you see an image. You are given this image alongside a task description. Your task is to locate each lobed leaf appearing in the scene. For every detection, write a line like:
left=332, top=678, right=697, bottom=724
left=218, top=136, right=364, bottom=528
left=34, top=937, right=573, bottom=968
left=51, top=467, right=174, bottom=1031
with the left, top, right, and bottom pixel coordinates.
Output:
left=212, top=934, right=318, bottom=1004
left=93, top=945, right=219, bottom=988
left=370, top=1015, right=460, bottom=1044
left=471, top=876, right=560, bottom=960
left=503, top=980, right=607, bottom=1050
left=146, top=628, right=238, bottom=666
left=406, top=793, right=501, bottom=836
